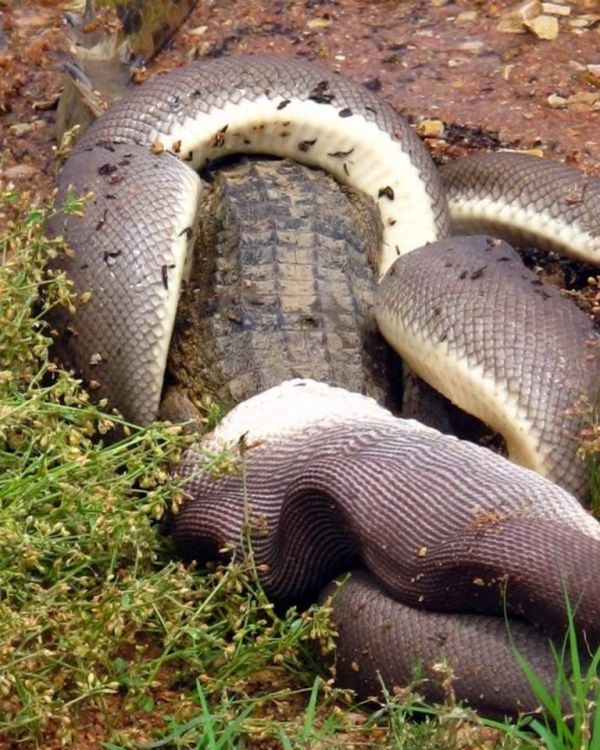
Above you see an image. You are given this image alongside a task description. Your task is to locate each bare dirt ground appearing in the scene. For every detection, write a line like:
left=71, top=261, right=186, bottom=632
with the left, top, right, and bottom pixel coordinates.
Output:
left=1, top=0, right=599, bottom=219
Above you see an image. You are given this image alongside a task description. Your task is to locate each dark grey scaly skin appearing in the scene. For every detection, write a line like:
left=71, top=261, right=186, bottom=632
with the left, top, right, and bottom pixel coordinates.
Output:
left=173, top=421, right=600, bottom=629
left=167, top=157, right=402, bottom=412
left=47, top=143, right=201, bottom=424
left=171, top=383, right=600, bottom=714
left=322, top=571, right=565, bottom=716
left=75, top=55, right=447, bottom=227
left=50, top=54, right=449, bottom=425
left=75, top=54, right=450, bottom=267
left=376, top=236, right=600, bottom=499
left=440, top=152, right=600, bottom=264
left=47, top=55, right=600, bottom=715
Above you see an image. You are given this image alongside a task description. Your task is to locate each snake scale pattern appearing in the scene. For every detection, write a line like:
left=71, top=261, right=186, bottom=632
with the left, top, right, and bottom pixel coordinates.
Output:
left=48, top=55, right=600, bottom=715
left=166, top=157, right=403, bottom=413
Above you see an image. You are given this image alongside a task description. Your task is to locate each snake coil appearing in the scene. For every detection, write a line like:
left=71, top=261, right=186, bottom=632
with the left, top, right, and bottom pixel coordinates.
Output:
left=48, top=55, right=600, bottom=715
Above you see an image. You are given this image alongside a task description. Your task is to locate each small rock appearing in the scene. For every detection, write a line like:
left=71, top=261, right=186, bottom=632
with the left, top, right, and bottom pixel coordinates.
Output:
left=455, top=10, right=477, bottom=23
left=541, top=2, right=571, bottom=15
left=456, top=40, right=485, bottom=52
left=188, top=25, right=208, bottom=35
left=4, top=164, right=39, bottom=180
left=8, top=120, right=44, bottom=136
left=581, top=69, right=600, bottom=88
left=498, top=0, right=542, bottom=32
left=192, top=41, right=214, bottom=58
left=502, top=64, right=515, bottom=80
left=569, top=16, right=592, bottom=27
left=417, top=119, right=445, bottom=137
left=500, top=147, right=545, bottom=157
left=307, top=17, right=332, bottom=29
left=547, top=93, right=568, bottom=107
left=131, top=67, right=148, bottom=85
left=525, top=14, right=559, bottom=38
left=567, top=91, right=600, bottom=110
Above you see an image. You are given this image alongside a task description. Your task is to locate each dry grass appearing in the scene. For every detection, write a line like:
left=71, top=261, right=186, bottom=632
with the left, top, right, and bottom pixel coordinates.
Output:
left=3, top=188, right=598, bottom=748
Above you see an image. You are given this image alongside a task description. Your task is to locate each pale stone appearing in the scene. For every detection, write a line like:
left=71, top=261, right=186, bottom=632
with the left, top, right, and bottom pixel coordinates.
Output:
left=416, top=119, right=445, bottom=138
left=502, top=64, right=515, bottom=80
left=498, top=0, right=543, bottom=32
left=455, top=10, right=477, bottom=22
left=4, top=164, right=39, bottom=179
left=542, top=2, right=571, bottom=15
left=457, top=40, right=485, bottom=52
left=567, top=91, right=600, bottom=110
left=547, top=93, right=568, bottom=107
left=525, top=14, right=560, bottom=38
left=500, top=147, right=545, bottom=157
left=569, top=16, right=592, bottom=27
left=8, top=120, right=44, bottom=136
left=307, top=17, right=332, bottom=28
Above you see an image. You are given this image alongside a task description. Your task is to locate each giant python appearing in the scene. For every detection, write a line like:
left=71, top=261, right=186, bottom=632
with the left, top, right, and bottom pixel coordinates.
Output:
left=47, top=55, right=600, bottom=717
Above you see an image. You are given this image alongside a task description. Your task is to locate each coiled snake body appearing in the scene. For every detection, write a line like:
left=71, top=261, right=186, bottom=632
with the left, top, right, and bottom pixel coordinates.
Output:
left=48, top=55, right=600, bottom=715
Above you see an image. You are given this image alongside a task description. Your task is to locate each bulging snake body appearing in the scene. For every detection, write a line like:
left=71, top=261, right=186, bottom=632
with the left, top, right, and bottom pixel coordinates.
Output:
left=48, top=55, right=600, bottom=715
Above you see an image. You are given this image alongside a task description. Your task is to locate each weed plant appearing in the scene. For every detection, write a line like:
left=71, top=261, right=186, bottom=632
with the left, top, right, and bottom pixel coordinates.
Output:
left=0, top=193, right=335, bottom=746
left=1, top=190, right=599, bottom=748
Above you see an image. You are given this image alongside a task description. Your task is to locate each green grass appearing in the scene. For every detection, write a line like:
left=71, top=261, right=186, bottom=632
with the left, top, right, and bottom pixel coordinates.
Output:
left=1, top=189, right=599, bottom=748
left=0, top=192, right=343, bottom=747
left=515, top=602, right=600, bottom=750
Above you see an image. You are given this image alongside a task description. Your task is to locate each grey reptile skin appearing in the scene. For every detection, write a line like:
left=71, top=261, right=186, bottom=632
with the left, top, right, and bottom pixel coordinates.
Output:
left=322, top=571, right=568, bottom=716
left=440, top=152, right=600, bottom=264
left=48, top=142, right=201, bottom=424
left=167, top=157, right=403, bottom=412
left=376, top=236, right=599, bottom=498
left=75, top=54, right=447, bottom=228
left=171, top=380, right=600, bottom=715
left=47, top=55, right=600, bottom=715
left=49, top=54, right=448, bottom=425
